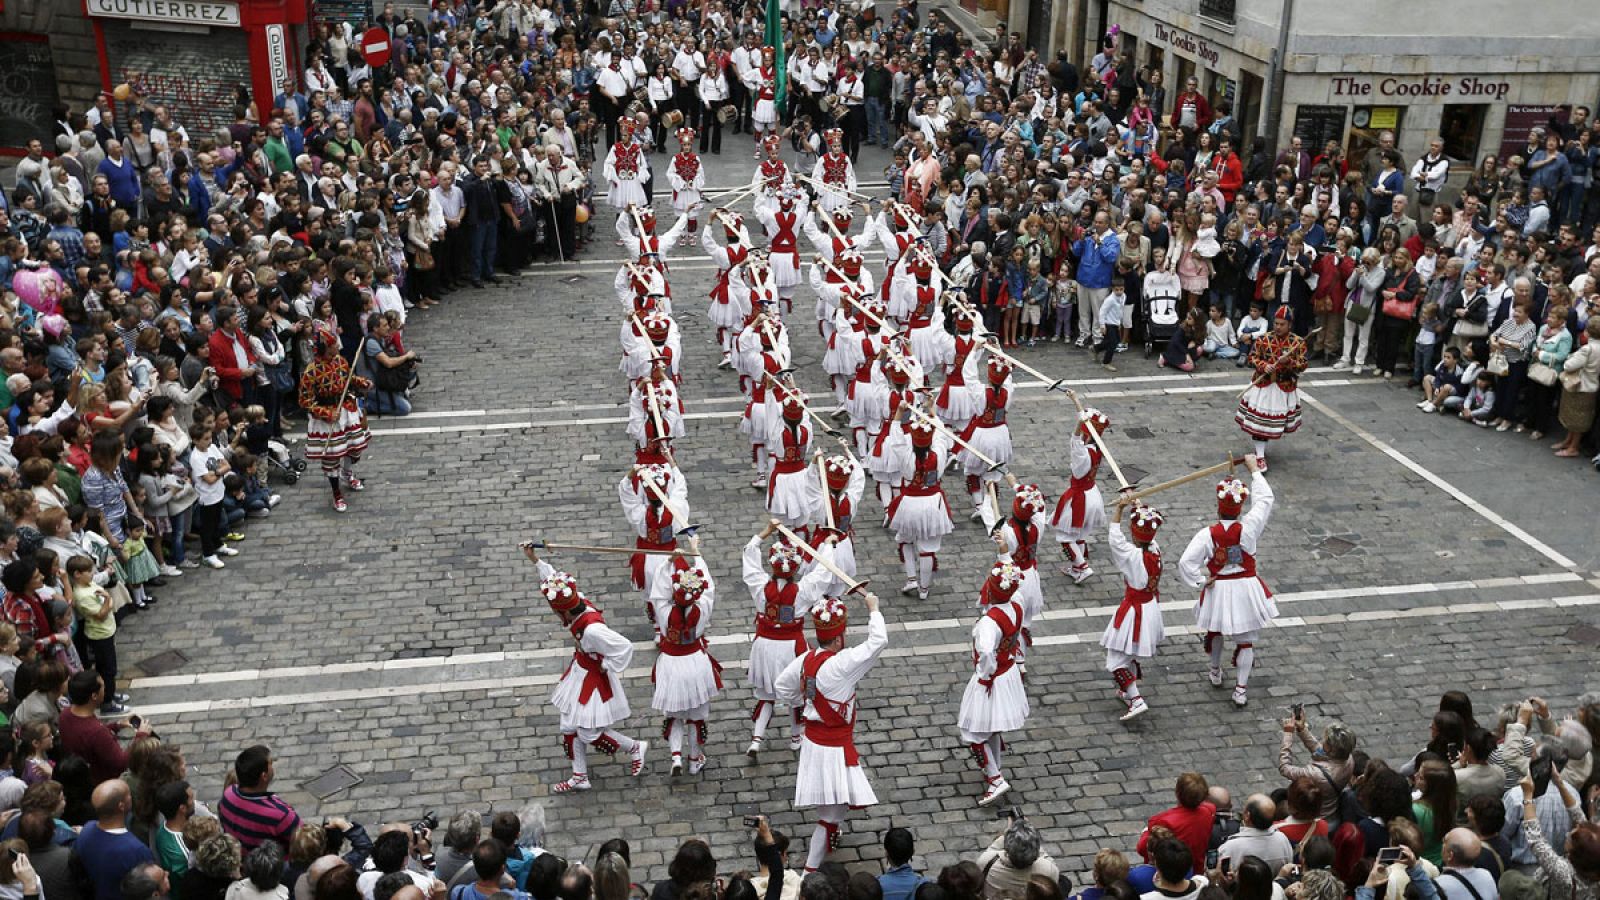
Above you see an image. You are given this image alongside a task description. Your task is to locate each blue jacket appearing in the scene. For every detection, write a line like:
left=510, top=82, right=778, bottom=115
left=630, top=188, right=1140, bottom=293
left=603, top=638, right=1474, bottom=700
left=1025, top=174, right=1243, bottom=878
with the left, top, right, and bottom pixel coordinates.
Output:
left=879, top=864, right=926, bottom=900
left=1072, top=230, right=1121, bottom=289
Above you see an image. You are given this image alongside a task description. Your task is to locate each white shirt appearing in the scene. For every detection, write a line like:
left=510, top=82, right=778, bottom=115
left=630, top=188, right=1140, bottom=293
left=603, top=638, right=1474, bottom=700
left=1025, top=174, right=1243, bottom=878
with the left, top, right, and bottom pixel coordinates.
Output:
left=187, top=443, right=228, bottom=506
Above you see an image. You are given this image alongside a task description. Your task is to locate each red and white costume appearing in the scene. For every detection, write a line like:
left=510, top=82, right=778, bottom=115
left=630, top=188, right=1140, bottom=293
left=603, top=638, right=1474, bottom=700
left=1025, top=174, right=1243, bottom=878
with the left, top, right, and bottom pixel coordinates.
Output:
left=937, top=311, right=987, bottom=431
left=803, top=208, right=876, bottom=263
left=1178, top=472, right=1277, bottom=707
left=866, top=364, right=918, bottom=501
left=742, top=536, right=835, bottom=755
left=616, top=207, right=690, bottom=266
left=626, top=370, right=684, bottom=448
left=752, top=136, right=793, bottom=216
left=774, top=598, right=889, bottom=871
left=702, top=214, right=754, bottom=365
left=958, top=359, right=1015, bottom=518
left=892, top=259, right=955, bottom=373
left=647, top=556, right=723, bottom=775
left=957, top=561, right=1030, bottom=806
left=756, top=191, right=809, bottom=305
left=1103, top=505, right=1167, bottom=721
left=537, top=561, right=649, bottom=793
left=809, top=249, right=875, bottom=339
left=1051, top=410, right=1109, bottom=583
left=613, top=263, right=669, bottom=315
left=744, top=50, right=780, bottom=132
left=666, top=129, right=706, bottom=233
left=766, top=396, right=815, bottom=526
left=887, top=419, right=955, bottom=600
left=842, top=317, right=894, bottom=457
left=806, top=455, right=865, bottom=596
left=604, top=118, right=650, bottom=210
left=620, top=309, right=681, bottom=380
left=618, top=465, right=691, bottom=603
left=811, top=130, right=857, bottom=214
left=870, top=206, right=922, bottom=304
left=995, top=484, right=1048, bottom=634
left=739, top=343, right=791, bottom=483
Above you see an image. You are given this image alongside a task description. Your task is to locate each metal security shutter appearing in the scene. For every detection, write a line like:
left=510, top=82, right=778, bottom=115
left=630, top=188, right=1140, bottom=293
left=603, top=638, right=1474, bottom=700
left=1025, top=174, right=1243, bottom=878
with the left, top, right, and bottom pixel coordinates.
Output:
left=102, top=21, right=251, bottom=140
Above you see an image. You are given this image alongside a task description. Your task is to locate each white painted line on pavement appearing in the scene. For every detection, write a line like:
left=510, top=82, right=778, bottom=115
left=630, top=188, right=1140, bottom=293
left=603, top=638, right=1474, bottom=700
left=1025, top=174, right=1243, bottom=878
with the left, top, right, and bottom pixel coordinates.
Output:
left=128, top=589, right=1600, bottom=716
left=129, top=571, right=1579, bottom=691
left=1301, top=392, right=1577, bottom=570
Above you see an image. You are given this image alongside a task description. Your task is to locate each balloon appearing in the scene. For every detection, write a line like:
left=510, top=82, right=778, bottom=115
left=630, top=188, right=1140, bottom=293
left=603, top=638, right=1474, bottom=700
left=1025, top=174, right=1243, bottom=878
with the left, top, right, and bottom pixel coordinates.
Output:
left=575, top=204, right=590, bottom=224
left=112, top=83, right=133, bottom=101
left=12, top=267, right=64, bottom=316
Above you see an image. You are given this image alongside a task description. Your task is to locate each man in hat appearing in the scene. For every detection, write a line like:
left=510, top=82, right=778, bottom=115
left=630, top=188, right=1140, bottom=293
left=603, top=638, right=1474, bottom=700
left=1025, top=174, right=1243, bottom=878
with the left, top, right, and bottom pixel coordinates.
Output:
left=893, top=253, right=954, bottom=372
left=522, top=545, right=650, bottom=792
left=627, top=361, right=684, bottom=450
left=937, top=308, right=987, bottom=432
left=752, top=135, right=794, bottom=224
left=604, top=118, right=650, bottom=228
left=808, top=453, right=865, bottom=596
left=1235, top=307, right=1307, bottom=472
left=996, top=478, right=1049, bottom=637
left=958, top=559, right=1030, bottom=806
left=1052, top=404, right=1110, bottom=584
left=1103, top=499, right=1167, bottom=721
left=958, top=357, right=1015, bottom=523
left=299, top=323, right=371, bottom=513
left=886, top=416, right=955, bottom=601
left=775, top=590, right=888, bottom=871
left=1177, top=455, right=1275, bottom=708
left=742, top=521, right=838, bottom=758
left=702, top=208, right=754, bottom=368
left=744, top=47, right=781, bottom=152
left=766, top=393, right=814, bottom=527
left=755, top=188, right=809, bottom=314
left=620, top=307, right=681, bottom=383
left=646, top=537, right=721, bottom=776
left=666, top=128, right=705, bottom=246
left=812, top=129, right=858, bottom=216
left=618, top=463, right=692, bottom=621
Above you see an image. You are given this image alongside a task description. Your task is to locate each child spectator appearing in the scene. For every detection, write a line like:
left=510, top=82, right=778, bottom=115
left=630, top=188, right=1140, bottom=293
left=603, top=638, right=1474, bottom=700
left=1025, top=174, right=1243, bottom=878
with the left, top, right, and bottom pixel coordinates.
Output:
left=1202, top=305, right=1240, bottom=360
left=1023, top=259, right=1049, bottom=346
left=1418, top=346, right=1468, bottom=414
left=66, top=554, right=127, bottom=714
left=1459, top=372, right=1496, bottom=426
left=1237, top=301, right=1270, bottom=366
left=1097, top=276, right=1128, bottom=372
left=220, top=474, right=250, bottom=533
left=185, top=423, right=234, bottom=570
left=1159, top=310, right=1202, bottom=372
left=117, top=516, right=161, bottom=609
left=373, top=266, right=406, bottom=325
left=1410, top=301, right=1443, bottom=388
left=1050, top=272, right=1077, bottom=343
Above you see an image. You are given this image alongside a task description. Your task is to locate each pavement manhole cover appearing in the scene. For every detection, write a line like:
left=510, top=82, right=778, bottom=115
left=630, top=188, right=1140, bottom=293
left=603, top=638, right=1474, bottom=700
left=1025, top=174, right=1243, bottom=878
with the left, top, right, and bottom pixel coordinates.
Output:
left=137, top=650, right=189, bottom=677
left=1316, top=536, right=1360, bottom=557
left=560, top=275, right=587, bottom=284
left=1123, top=426, right=1155, bottom=440
left=301, top=765, right=363, bottom=800
left=1565, top=624, right=1600, bottom=646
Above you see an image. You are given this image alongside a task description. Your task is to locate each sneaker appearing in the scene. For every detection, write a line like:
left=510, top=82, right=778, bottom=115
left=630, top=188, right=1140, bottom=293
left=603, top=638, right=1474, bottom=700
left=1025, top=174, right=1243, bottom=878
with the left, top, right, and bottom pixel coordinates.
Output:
left=1420, top=402, right=1437, bottom=413
left=688, top=755, right=707, bottom=775
left=344, top=474, right=366, bottom=491
left=161, top=565, right=183, bottom=577
left=917, top=590, right=930, bottom=602
left=1121, top=697, right=1150, bottom=721
left=1231, top=686, right=1249, bottom=707
left=1116, top=343, right=1128, bottom=353
left=179, top=558, right=201, bottom=569
left=113, top=692, right=131, bottom=704
left=671, top=753, right=684, bottom=776
left=217, top=546, right=240, bottom=557
left=1102, top=363, right=1118, bottom=373
left=247, top=509, right=270, bottom=518
left=1074, top=337, right=1087, bottom=348
left=99, top=702, right=129, bottom=715
left=1351, top=365, right=1364, bottom=375
left=268, top=494, right=282, bottom=508
left=978, top=777, right=1011, bottom=807
left=1208, top=667, right=1224, bottom=687
left=1415, top=400, right=1430, bottom=410
left=1332, top=359, right=1350, bottom=370
left=899, top=579, right=919, bottom=596
left=224, top=532, right=246, bottom=542
left=746, top=738, right=762, bottom=761
left=789, top=732, right=804, bottom=751
left=203, top=556, right=225, bottom=569
left=552, top=774, right=592, bottom=793
left=628, top=740, right=649, bottom=776
left=1070, top=566, right=1094, bottom=584
left=334, top=496, right=349, bottom=512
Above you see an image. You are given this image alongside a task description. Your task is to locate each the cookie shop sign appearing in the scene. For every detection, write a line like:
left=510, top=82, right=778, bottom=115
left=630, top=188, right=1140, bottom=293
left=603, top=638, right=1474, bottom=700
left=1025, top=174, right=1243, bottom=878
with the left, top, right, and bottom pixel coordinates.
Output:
left=1152, top=23, right=1220, bottom=67
left=1332, top=75, right=1511, bottom=102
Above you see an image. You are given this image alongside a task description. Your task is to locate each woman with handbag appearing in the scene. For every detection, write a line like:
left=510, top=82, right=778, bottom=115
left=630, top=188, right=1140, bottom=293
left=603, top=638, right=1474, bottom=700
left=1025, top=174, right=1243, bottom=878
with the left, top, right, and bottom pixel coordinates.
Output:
left=1442, top=268, right=1490, bottom=353
left=1337, top=247, right=1386, bottom=374
left=1486, top=302, right=1537, bottom=431
left=1519, top=304, right=1574, bottom=440
left=405, top=190, right=442, bottom=309
left=1554, top=317, right=1600, bottom=457
left=1370, top=248, right=1422, bottom=380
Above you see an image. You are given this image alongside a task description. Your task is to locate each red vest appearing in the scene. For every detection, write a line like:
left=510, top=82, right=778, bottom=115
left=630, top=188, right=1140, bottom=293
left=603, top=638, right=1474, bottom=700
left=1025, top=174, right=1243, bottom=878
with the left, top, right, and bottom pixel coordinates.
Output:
left=973, top=386, right=1009, bottom=428
left=976, top=601, right=1023, bottom=685
left=759, top=159, right=787, bottom=189
left=900, top=451, right=943, bottom=497
left=1113, top=548, right=1162, bottom=641
left=613, top=142, right=641, bottom=177
left=659, top=603, right=706, bottom=656
left=1005, top=517, right=1038, bottom=570
left=772, top=424, right=810, bottom=472
left=1206, top=522, right=1257, bottom=578
left=672, top=152, right=700, bottom=183
left=821, top=152, right=850, bottom=184
left=710, top=244, right=749, bottom=304
left=770, top=211, right=798, bottom=255
left=756, top=579, right=806, bottom=652
left=909, top=283, right=936, bottom=326
left=757, top=66, right=776, bottom=101
left=566, top=608, right=614, bottom=702
left=800, top=649, right=859, bottom=764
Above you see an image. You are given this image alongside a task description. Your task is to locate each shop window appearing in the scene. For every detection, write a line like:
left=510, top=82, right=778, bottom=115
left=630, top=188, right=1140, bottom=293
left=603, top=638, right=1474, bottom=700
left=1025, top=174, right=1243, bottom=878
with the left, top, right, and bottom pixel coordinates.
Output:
left=1345, top=106, right=1405, bottom=174
left=1440, top=104, right=1488, bottom=163
left=1199, top=0, right=1236, bottom=24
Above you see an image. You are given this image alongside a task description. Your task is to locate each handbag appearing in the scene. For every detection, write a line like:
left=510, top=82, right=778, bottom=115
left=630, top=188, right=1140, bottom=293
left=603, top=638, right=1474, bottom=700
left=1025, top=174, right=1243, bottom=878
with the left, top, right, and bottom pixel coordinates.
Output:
left=1381, top=291, right=1417, bottom=321
left=1487, top=351, right=1510, bottom=376
left=413, top=249, right=436, bottom=271
left=1527, top=360, right=1560, bottom=386
left=1453, top=319, right=1489, bottom=338
left=1345, top=300, right=1371, bottom=325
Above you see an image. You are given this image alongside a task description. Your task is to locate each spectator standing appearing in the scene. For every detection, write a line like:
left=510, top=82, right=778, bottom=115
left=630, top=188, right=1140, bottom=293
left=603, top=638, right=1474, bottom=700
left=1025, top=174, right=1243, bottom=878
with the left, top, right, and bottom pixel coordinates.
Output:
left=71, top=779, right=156, bottom=900
left=1136, top=773, right=1216, bottom=873
left=217, top=745, right=301, bottom=853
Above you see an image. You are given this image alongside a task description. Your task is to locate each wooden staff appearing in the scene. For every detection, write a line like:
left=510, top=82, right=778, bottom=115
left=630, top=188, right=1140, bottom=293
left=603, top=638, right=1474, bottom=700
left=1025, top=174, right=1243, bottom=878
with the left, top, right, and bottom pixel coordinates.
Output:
left=527, top=541, right=698, bottom=558
left=643, top=380, right=670, bottom=444
left=711, top=208, right=753, bottom=245
left=763, top=374, right=845, bottom=437
left=706, top=180, right=763, bottom=207
left=795, top=171, right=876, bottom=203
left=1115, top=456, right=1240, bottom=506
left=903, top=404, right=1005, bottom=471
left=772, top=523, right=869, bottom=594
left=638, top=470, right=690, bottom=525
left=1065, top=389, right=1131, bottom=490
left=313, top=350, right=364, bottom=453
left=815, top=453, right=836, bottom=531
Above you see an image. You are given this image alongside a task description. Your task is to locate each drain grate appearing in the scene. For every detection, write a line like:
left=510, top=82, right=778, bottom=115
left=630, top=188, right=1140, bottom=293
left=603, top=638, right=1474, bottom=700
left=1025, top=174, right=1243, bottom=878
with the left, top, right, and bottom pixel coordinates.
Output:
left=1316, top=536, right=1360, bottom=557
left=1123, top=426, right=1155, bottom=440
left=1565, top=624, right=1600, bottom=646
left=136, top=650, right=189, bottom=677
left=301, top=765, right=364, bottom=801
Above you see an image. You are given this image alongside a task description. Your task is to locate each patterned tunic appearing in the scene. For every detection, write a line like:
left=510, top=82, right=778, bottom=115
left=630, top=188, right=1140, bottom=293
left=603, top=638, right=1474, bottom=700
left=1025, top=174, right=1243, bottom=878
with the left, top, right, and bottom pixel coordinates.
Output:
left=299, top=355, right=371, bottom=460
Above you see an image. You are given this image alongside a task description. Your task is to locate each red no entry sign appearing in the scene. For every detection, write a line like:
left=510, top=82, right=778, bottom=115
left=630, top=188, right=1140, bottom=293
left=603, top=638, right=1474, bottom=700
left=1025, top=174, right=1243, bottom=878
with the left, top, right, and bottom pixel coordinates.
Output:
left=360, top=27, right=392, bottom=67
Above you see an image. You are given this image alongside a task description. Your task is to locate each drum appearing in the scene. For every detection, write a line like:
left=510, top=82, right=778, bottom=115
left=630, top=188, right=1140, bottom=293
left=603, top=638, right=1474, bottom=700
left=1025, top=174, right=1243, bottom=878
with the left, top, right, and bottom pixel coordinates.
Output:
left=717, top=103, right=738, bottom=124
left=821, top=94, right=843, bottom=117
left=662, top=108, right=685, bottom=128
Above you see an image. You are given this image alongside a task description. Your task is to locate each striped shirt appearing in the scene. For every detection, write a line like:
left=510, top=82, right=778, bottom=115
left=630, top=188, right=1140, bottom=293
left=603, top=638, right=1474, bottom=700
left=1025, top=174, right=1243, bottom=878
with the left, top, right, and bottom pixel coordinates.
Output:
left=218, top=784, right=301, bottom=852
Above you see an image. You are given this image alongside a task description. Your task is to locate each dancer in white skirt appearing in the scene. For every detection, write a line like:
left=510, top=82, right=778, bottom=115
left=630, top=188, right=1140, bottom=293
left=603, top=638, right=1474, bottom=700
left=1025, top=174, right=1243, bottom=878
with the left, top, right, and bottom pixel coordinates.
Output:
left=665, top=128, right=705, bottom=245
left=647, top=541, right=723, bottom=776
left=756, top=190, right=808, bottom=314
left=843, top=315, right=893, bottom=457
left=626, top=364, right=684, bottom=448
left=766, top=395, right=814, bottom=526
left=702, top=210, right=754, bottom=368
left=774, top=591, right=888, bottom=871
left=522, top=545, right=649, bottom=793
left=958, top=358, right=1015, bottom=521
left=807, top=454, right=865, bottom=596
left=603, top=117, right=649, bottom=218
left=619, top=463, right=692, bottom=622
left=995, top=479, right=1048, bottom=643
left=957, top=560, right=1030, bottom=806
left=299, top=323, right=370, bottom=513
left=1177, top=454, right=1276, bottom=708
left=936, top=310, right=986, bottom=432
left=808, top=250, right=874, bottom=343
left=1234, top=307, right=1307, bottom=472
left=616, top=206, right=690, bottom=267
left=742, top=522, right=836, bottom=758
left=1103, top=501, right=1166, bottom=722
left=818, top=280, right=869, bottom=410
left=1051, top=404, right=1109, bottom=583
left=745, top=47, right=781, bottom=148
left=887, top=418, right=955, bottom=601
left=613, top=262, right=669, bottom=315
left=867, top=359, right=918, bottom=511
left=752, top=134, right=792, bottom=218
left=896, top=256, right=955, bottom=373
left=620, top=308, right=681, bottom=382
left=869, top=202, right=921, bottom=305
left=811, top=128, right=857, bottom=215
left=804, top=206, right=874, bottom=263
left=740, top=336, right=790, bottom=487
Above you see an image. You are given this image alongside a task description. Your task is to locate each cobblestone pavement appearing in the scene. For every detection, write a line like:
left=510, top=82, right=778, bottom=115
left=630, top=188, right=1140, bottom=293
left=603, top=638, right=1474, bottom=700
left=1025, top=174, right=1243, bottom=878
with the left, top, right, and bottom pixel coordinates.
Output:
left=113, top=144, right=1600, bottom=885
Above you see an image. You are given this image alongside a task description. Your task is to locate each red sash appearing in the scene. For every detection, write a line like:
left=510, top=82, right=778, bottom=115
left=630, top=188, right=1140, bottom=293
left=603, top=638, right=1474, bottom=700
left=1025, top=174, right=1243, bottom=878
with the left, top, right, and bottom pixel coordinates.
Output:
left=960, top=387, right=1008, bottom=441
left=1006, top=518, right=1038, bottom=570
left=1051, top=445, right=1102, bottom=527
left=711, top=244, right=749, bottom=304
left=566, top=609, right=615, bottom=703
left=631, top=506, right=675, bottom=588
left=771, top=212, right=798, bottom=255
left=1112, top=549, right=1162, bottom=641
left=976, top=602, right=1022, bottom=686
left=801, top=649, right=859, bottom=765
left=813, top=495, right=854, bottom=542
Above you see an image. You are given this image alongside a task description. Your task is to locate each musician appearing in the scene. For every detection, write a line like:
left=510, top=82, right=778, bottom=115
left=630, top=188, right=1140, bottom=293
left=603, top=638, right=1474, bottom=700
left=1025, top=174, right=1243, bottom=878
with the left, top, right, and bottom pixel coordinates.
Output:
left=836, top=60, right=867, bottom=161
left=671, top=36, right=706, bottom=131
left=795, top=46, right=833, bottom=128
left=730, top=33, right=761, bottom=135
left=597, top=53, right=632, bottom=147
left=698, top=42, right=730, bottom=154
left=646, top=62, right=677, bottom=151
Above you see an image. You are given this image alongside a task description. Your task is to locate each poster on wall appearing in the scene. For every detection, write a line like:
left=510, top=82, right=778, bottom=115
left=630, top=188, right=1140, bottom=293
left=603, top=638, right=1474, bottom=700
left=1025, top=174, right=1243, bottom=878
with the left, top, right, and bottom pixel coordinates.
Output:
left=1499, top=105, right=1568, bottom=162
left=315, top=0, right=372, bottom=26
left=103, top=24, right=251, bottom=140
left=1292, top=105, right=1347, bottom=151
left=0, top=34, right=61, bottom=151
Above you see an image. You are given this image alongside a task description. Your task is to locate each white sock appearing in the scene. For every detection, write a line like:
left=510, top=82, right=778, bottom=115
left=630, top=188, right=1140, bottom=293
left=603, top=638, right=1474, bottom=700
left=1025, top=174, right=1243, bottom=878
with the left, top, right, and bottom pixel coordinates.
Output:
left=571, top=740, right=588, bottom=778
left=984, top=735, right=1003, bottom=778
left=900, top=544, right=917, bottom=580
left=1208, top=637, right=1225, bottom=670
left=602, top=729, right=637, bottom=753
left=668, top=719, right=682, bottom=755
left=752, top=702, right=773, bottom=740
left=918, top=553, right=935, bottom=592
left=1253, top=439, right=1268, bottom=459
left=1236, top=645, right=1256, bottom=686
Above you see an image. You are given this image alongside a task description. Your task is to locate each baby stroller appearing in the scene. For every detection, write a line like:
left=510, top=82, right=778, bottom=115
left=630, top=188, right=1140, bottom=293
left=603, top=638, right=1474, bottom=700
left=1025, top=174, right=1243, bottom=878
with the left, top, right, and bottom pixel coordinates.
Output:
left=1142, top=288, right=1181, bottom=357
left=265, top=438, right=309, bottom=484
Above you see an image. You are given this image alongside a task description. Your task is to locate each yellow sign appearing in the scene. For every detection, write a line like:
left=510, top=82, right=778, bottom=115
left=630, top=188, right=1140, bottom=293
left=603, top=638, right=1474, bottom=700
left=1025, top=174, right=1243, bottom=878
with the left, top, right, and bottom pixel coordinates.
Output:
left=1369, top=107, right=1399, bottom=130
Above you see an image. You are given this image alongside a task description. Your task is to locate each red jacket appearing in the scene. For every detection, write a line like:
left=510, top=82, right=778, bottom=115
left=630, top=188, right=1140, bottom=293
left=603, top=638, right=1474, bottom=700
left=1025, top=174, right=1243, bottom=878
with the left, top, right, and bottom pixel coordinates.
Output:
left=208, top=327, right=258, bottom=401
left=1211, top=152, right=1244, bottom=204
left=1136, top=801, right=1217, bottom=872
left=1169, top=92, right=1213, bottom=131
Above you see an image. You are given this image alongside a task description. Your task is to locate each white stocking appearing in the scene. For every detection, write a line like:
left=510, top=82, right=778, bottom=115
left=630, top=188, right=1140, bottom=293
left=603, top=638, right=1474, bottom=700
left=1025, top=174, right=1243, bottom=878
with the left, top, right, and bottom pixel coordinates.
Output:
left=667, top=718, right=683, bottom=755
left=751, top=701, right=773, bottom=740
left=918, top=552, right=935, bottom=592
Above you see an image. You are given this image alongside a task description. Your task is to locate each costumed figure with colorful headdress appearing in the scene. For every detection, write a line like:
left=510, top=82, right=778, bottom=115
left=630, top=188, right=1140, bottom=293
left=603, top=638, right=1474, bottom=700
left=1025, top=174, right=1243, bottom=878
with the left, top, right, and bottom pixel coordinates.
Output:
left=645, top=538, right=722, bottom=777
left=886, top=414, right=955, bottom=602
left=1103, top=500, right=1167, bottom=722
left=742, top=522, right=838, bottom=759
left=755, top=187, right=809, bottom=314
left=618, top=463, right=693, bottom=619
left=665, top=127, right=705, bottom=244
left=957, top=560, right=1031, bottom=807
left=1235, top=306, right=1307, bottom=471
left=604, top=116, right=650, bottom=214
left=766, top=392, right=815, bottom=526
left=936, top=308, right=988, bottom=432
left=1051, top=407, right=1110, bottom=584
left=702, top=208, right=755, bottom=368
left=810, top=128, right=857, bottom=215
left=298, top=322, right=371, bottom=513
left=957, top=357, right=1015, bottom=522
left=806, top=454, right=866, bottom=597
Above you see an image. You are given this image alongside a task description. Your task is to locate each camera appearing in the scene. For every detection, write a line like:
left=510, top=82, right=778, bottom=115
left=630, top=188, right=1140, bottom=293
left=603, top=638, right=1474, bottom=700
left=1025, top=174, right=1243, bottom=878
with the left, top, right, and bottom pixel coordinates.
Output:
left=411, top=811, right=439, bottom=833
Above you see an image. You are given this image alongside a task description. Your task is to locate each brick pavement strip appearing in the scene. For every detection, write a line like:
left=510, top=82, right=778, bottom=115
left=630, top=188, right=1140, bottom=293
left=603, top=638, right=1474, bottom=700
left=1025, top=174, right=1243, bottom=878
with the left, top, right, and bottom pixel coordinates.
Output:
left=104, top=149, right=1600, bottom=888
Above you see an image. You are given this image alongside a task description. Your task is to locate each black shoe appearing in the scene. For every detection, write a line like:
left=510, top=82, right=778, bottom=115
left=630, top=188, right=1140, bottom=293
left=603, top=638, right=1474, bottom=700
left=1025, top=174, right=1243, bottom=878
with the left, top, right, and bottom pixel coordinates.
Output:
left=148, top=577, right=167, bottom=587
left=469, top=279, right=484, bottom=289
left=143, top=593, right=159, bottom=605
left=485, top=275, right=502, bottom=285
